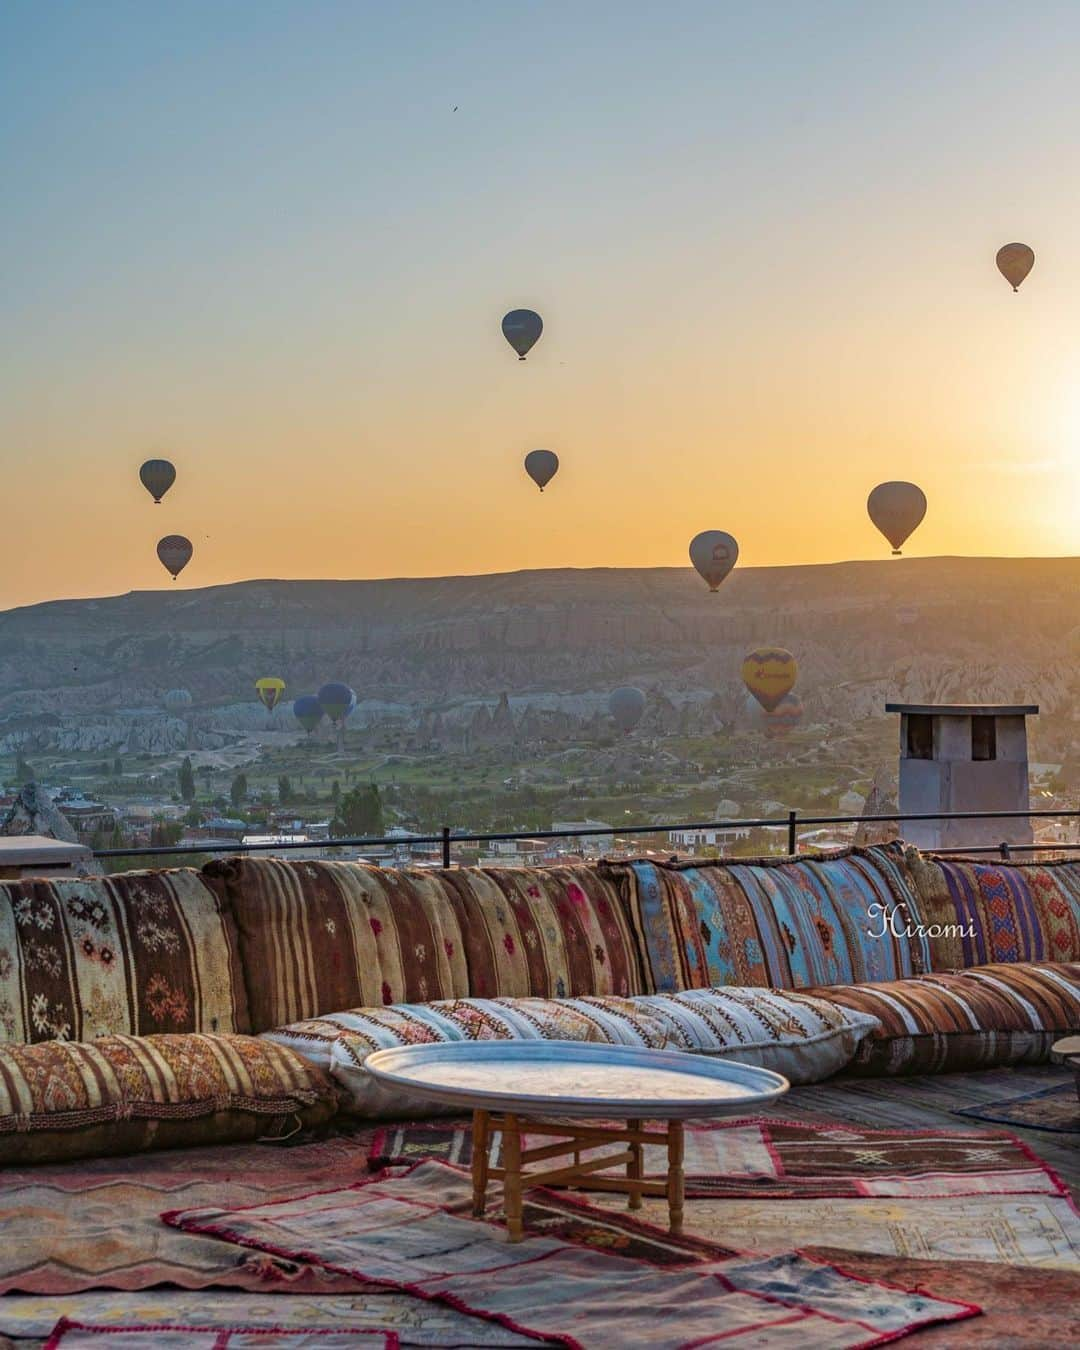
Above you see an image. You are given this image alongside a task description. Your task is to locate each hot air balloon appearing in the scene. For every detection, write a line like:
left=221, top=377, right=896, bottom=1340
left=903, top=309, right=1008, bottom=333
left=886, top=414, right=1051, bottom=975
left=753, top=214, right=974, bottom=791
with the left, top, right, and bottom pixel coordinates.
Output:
left=524, top=449, right=559, bottom=492
left=608, top=686, right=646, bottom=734
left=996, top=243, right=1035, bottom=292
left=157, top=535, right=193, bottom=580
left=741, top=648, right=798, bottom=713
left=501, top=309, right=543, bottom=360
left=255, top=677, right=286, bottom=713
left=689, top=531, right=739, bottom=592
left=318, top=682, right=356, bottom=751
left=293, top=695, right=324, bottom=736
left=866, top=483, right=926, bottom=556
left=139, top=459, right=176, bottom=504
left=763, top=692, right=803, bottom=738
left=162, top=688, right=193, bottom=712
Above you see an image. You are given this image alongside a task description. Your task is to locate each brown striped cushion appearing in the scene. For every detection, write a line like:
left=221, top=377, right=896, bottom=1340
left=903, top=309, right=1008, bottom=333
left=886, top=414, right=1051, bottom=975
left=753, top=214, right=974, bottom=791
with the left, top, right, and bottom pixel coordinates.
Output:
left=433, top=865, right=644, bottom=999
left=805, top=962, right=1080, bottom=1075
left=204, top=858, right=469, bottom=1031
left=0, top=870, right=249, bottom=1043
left=906, top=849, right=1080, bottom=969
left=0, top=1033, right=337, bottom=1164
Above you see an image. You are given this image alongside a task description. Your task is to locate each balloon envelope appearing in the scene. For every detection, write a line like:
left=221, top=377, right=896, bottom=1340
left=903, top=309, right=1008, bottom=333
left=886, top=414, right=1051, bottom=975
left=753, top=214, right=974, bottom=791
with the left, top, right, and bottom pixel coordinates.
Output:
left=163, top=688, right=192, bottom=712
left=501, top=309, right=543, bottom=359
left=608, top=686, right=646, bottom=734
left=741, top=648, right=798, bottom=713
left=866, top=482, right=926, bottom=555
left=689, top=531, right=739, bottom=592
left=524, top=449, right=559, bottom=491
left=157, top=535, right=193, bottom=579
left=293, top=695, right=324, bottom=735
left=996, top=243, right=1035, bottom=291
left=255, top=676, right=286, bottom=712
left=318, top=681, right=356, bottom=723
left=139, top=459, right=176, bottom=504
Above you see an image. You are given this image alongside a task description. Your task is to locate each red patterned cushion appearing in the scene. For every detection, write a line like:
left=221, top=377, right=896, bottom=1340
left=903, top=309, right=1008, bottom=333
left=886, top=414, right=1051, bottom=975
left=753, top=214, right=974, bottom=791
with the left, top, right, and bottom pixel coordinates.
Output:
left=804, top=962, right=1080, bottom=1075
left=203, top=858, right=469, bottom=1033
left=0, top=870, right=249, bottom=1043
left=434, top=865, right=644, bottom=999
left=907, top=850, right=1080, bottom=968
left=0, top=1033, right=336, bottom=1164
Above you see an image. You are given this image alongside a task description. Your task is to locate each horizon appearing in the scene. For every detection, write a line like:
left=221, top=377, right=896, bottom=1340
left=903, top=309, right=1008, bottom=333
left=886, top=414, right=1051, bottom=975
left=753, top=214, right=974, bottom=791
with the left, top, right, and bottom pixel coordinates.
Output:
left=3, top=2, right=1080, bottom=609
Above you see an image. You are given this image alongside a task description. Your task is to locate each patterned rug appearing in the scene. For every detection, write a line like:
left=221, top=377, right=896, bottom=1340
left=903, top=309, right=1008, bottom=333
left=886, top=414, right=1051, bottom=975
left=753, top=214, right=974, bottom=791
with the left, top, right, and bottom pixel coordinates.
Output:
left=953, top=1082, right=1079, bottom=1134
left=369, top=1114, right=1069, bottom=1198
left=0, top=1133, right=380, bottom=1296
left=46, top=1326, right=397, bottom=1349
left=164, top=1158, right=980, bottom=1349
left=590, top=1189, right=1080, bottom=1269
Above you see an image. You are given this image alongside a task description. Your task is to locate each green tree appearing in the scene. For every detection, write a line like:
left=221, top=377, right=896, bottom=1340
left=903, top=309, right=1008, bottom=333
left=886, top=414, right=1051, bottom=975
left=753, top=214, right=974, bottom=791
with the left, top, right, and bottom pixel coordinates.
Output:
left=331, top=783, right=384, bottom=838
left=15, top=752, right=35, bottom=784
left=112, top=755, right=123, bottom=777
left=150, top=818, right=184, bottom=848
left=178, top=756, right=196, bottom=802
left=278, top=774, right=293, bottom=805
left=331, top=780, right=341, bottom=807
left=230, top=773, right=248, bottom=809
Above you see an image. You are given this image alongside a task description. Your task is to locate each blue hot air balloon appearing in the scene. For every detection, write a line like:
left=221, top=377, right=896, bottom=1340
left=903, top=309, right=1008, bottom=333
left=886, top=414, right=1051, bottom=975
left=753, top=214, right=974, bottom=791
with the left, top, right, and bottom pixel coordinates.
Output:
left=318, top=683, right=356, bottom=724
left=293, top=695, right=324, bottom=736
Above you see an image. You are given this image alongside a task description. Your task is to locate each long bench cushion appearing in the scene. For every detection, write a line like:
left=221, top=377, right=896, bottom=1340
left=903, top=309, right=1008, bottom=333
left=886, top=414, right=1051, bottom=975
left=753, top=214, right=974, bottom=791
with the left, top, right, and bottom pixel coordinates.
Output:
left=0, top=1033, right=337, bottom=1165
left=803, top=962, right=1080, bottom=1076
left=433, top=865, right=643, bottom=999
left=262, top=996, right=670, bottom=1118
left=0, top=870, right=249, bottom=1043
left=628, top=987, right=880, bottom=1086
left=906, top=850, right=1080, bottom=969
left=203, top=858, right=469, bottom=1033
left=602, top=842, right=928, bottom=994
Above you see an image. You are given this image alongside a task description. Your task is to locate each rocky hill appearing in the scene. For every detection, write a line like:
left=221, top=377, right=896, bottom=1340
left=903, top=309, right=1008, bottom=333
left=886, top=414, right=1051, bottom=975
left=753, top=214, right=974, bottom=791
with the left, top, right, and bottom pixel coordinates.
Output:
left=0, top=557, right=1077, bottom=757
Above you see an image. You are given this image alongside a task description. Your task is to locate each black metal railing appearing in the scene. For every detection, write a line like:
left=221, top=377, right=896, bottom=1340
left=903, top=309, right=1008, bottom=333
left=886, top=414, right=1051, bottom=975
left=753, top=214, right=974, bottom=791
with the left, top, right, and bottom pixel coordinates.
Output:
left=90, top=806, right=1080, bottom=868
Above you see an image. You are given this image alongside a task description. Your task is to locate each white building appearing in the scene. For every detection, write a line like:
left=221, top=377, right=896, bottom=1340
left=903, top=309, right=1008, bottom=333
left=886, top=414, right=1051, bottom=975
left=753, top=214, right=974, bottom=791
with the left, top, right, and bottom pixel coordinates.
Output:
left=668, top=825, right=750, bottom=855
left=551, top=819, right=613, bottom=855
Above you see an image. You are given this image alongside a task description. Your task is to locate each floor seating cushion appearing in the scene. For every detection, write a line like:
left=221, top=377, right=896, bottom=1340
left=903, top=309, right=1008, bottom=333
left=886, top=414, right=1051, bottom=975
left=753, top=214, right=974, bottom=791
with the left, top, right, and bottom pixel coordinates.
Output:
left=262, top=995, right=670, bottom=1118
left=906, top=849, right=1080, bottom=969
left=0, top=1032, right=337, bottom=1164
left=203, top=858, right=470, bottom=1031
left=628, top=986, right=880, bottom=1085
left=431, top=865, right=643, bottom=999
left=804, top=961, right=1080, bottom=1075
left=602, top=842, right=928, bottom=994
left=0, top=870, right=249, bottom=1043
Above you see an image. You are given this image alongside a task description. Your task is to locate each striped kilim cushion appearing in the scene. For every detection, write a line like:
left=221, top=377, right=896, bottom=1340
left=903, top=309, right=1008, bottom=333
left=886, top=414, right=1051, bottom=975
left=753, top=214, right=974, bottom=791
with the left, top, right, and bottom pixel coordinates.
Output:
left=263, top=995, right=670, bottom=1118
left=602, top=842, right=928, bottom=994
left=804, top=961, right=1080, bottom=1076
left=0, top=1033, right=337, bottom=1164
left=0, top=870, right=249, bottom=1043
left=203, top=858, right=470, bottom=1032
left=907, top=850, right=1080, bottom=969
left=433, top=865, right=643, bottom=999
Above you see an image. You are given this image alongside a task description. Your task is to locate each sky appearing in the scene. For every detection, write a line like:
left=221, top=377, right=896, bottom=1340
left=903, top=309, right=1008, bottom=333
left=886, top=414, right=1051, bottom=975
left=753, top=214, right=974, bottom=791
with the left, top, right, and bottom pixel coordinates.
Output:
left=2, top=0, right=1079, bottom=609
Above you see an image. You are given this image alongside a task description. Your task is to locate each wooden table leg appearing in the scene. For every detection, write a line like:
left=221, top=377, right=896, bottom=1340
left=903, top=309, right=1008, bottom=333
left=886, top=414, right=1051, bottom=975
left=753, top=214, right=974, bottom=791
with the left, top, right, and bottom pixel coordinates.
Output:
left=667, top=1120, right=684, bottom=1235
left=502, top=1112, right=524, bottom=1242
left=627, top=1118, right=643, bottom=1210
left=471, top=1108, right=490, bottom=1218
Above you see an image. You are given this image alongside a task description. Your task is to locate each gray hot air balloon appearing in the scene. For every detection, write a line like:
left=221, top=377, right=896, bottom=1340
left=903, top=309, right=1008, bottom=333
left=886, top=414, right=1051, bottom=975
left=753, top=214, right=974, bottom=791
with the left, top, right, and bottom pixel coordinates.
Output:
left=524, top=449, right=559, bottom=492
left=502, top=309, right=543, bottom=360
left=162, top=688, right=192, bottom=712
left=867, top=482, right=927, bottom=555
left=608, top=686, right=646, bottom=734
left=996, top=243, right=1035, bottom=292
left=689, top=530, right=739, bottom=593
left=139, top=459, right=176, bottom=504
left=157, top=535, right=193, bottom=580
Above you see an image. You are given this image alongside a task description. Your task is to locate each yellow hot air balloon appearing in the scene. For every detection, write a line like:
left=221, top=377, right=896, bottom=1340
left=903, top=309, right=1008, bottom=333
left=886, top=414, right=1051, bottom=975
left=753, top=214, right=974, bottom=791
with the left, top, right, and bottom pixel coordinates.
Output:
left=996, top=243, right=1035, bottom=292
left=741, top=647, right=798, bottom=713
left=255, top=677, right=286, bottom=713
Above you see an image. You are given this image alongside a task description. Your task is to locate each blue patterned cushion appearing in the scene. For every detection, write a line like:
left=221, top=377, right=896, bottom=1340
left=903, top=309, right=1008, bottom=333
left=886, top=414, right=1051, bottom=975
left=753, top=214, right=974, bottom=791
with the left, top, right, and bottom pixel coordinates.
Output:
left=603, top=843, right=929, bottom=993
